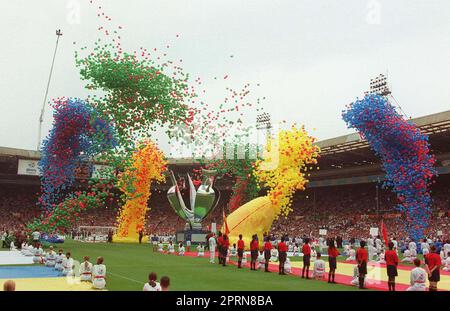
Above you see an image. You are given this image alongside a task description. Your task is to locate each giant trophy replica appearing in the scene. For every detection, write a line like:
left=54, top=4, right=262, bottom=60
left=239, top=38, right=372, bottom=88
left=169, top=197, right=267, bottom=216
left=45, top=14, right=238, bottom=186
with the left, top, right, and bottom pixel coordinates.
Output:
left=167, top=169, right=220, bottom=242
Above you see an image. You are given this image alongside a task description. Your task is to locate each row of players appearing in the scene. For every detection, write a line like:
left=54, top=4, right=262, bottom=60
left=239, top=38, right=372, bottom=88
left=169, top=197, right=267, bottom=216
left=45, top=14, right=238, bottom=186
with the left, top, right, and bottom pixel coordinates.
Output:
left=11, top=243, right=107, bottom=289
left=150, top=238, right=450, bottom=271
left=154, top=235, right=447, bottom=291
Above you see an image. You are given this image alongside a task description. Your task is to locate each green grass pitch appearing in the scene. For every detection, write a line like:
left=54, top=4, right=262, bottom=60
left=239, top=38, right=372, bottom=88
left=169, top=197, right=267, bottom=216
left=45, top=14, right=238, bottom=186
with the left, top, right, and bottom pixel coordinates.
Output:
left=48, top=239, right=360, bottom=291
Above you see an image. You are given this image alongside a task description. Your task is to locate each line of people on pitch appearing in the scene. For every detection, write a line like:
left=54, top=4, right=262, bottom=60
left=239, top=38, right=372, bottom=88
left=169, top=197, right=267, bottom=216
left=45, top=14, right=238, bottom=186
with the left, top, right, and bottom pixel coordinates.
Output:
left=18, top=244, right=107, bottom=290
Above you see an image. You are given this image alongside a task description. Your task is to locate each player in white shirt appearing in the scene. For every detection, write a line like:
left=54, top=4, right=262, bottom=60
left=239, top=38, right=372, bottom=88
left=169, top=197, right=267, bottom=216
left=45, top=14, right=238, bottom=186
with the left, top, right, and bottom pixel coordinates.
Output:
left=31, top=230, right=40, bottom=246
left=311, top=247, right=317, bottom=262
left=10, top=241, right=18, bottom=252
left=208, top=234, right=216, bottom=264
left=410, top=247, right=417, bottom=260
left=45, top=246, right=57, bottom=267
left=33, top=244, right=44, bottom=264
left=92, top=257, right=106, bottom=290
left=167, top=241, right=175, bottom=254
left=143, top=272, right=161, bottom=291
left=288, top=243, right=294, bottom=253
left=350, top=265, right=364, bottom=287
left=346, top=247, right=356, bottom=261
left=367, top=237, right=374, bottom=261
left=257, top=251, right=265, bottom=270
left=402, top=249, right=412, bottom=263
left=178, top=243, right=185, bottom=256
left=377, top=252, right=386, bottom=264
left=375, top=237, right=382, bottom=254
left=406, top=259, right=427, bottom=291
left=61, top=252, right=74, bottom=276
left=443, top=241, right=450, bottom=259
left=408, top=241, right=417, bottom=254
left=55, top=249, right=65, bottom=271
left=186, top=240, right=191, bottom=252
left=270, top=247, right=279, bottom=262
left=420, top=239, right=430, bottom=255
left=318, top=237, right=325, bottom=253
left=293, top=244, right=300, bottom=257
left=230, top=244, right=237, bottom=257
left=79, top=256, right=93, bottom=282
left=197, top=243, right=205, bottom=257
left=392, top=238, right=398, bottom=253
left=157, top=241, right=164, bottom=253
left=443, top=252, right=450, bottom=271
left=312, top=252, right=326, bottom=280
left=284, top=258, right=292, bottom=274
left=22, top=244, right=33, bottom=256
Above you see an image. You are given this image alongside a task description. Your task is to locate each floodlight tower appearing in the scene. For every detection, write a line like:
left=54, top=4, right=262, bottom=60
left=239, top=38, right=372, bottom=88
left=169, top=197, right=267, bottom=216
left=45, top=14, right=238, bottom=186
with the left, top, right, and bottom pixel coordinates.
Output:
left=37, top=29, right=63, bottom=151
left=256, top=112, right=272, bottom=157
left=365, top=73, right=408, bottom=118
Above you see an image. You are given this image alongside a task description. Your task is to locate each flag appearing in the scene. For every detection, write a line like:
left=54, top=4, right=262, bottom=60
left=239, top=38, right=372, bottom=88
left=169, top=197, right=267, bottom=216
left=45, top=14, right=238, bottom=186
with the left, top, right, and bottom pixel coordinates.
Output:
left=223, top=210, right=230, bottom=235
left=381, top=219, right=388, bottom=247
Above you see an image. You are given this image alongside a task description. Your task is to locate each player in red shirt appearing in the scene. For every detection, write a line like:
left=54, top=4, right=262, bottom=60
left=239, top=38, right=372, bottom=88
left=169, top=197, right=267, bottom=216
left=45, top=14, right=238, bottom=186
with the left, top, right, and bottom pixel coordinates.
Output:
left=237, top=234, right=245, bottom=268
left=327, top=238, right=339, bottom=283
left=356, top=240, right=368, bottom=289
left=217, top=231, right=223, bottom=265
left=425, top=245, right=441, bottom=291
left=301, top=238, right=311, bottom=279
left=263, top=237, right=272, bottom=272
left=250, top=235, right=259, bottom=271
left=221, top=234, right=230, bottom=267
left=278, top=236, right=288, bottom=275
left=385, top=241, right=399, bottom=291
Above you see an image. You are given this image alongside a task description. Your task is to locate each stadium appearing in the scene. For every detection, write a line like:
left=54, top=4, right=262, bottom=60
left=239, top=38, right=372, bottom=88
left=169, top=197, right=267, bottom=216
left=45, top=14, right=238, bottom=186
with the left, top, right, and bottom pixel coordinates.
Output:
left=0, top=1, right=449, bottom=305
left=0, top=109, right=449, bottom=291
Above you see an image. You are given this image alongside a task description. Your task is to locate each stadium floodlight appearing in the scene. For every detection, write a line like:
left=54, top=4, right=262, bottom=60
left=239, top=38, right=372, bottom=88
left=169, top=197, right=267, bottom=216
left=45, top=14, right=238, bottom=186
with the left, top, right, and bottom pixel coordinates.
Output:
left=365, top=73, right=391, bottom=96
left=37, top=29, right=63, bottom=151
left=256, top=112, right=272, bottom=130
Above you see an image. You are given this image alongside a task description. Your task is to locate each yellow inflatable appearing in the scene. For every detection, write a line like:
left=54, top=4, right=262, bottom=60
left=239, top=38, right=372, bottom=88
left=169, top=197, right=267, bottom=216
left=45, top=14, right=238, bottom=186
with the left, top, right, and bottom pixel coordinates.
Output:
left=227, top=196, right=274, bottom=246
left=227, top=125, right=320, bottom=247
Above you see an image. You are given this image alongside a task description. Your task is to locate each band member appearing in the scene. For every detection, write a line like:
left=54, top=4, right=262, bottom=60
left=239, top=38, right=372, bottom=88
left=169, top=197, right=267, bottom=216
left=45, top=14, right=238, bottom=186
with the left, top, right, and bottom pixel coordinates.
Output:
left=278, top=236, right=288, bottom=275
left=356, top=240, right=368, bottom=289
left=327, top=238, right=339, bottom=284
left=263, top=237, right=272, bottom=272
left=301, top=238, right=311, bottom=279
left=425, top=245, right=441, bottom=291
left=237, top=234, right=245, bottom=268
left=385, top=241, right=399, bottom=291
left=221, top=234, right=230, bottom=266
left=217, top=231, right=224, bottom=265
left=250, top=234, right=259, bottom=271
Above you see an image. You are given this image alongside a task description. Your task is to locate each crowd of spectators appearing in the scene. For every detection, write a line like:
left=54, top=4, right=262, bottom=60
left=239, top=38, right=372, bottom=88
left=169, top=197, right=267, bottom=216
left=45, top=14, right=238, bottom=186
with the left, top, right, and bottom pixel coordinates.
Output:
left=0, top=182, right=448, bottom=243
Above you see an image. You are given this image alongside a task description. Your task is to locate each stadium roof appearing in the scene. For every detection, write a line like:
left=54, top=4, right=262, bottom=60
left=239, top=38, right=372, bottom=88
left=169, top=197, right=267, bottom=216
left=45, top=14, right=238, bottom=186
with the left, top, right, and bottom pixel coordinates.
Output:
left=1, top=110, right=449, bottom=176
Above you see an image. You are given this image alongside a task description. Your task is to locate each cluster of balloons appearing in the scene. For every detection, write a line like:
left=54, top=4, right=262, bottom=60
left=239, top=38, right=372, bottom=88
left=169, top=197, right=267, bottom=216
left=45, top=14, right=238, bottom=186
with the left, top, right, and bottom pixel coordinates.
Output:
left=203, top=141, right=260, bottom=211
left=38, top=98, right=116, bottom=209
left=75, top=46, right=194, bottom=148
left=342, top=94, right=436, bottom=240
left=28, top=191, right=102, bottom=234
left=253, top=125, right=320, bottom=218
left=114, top=141, right=167, bottom=242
